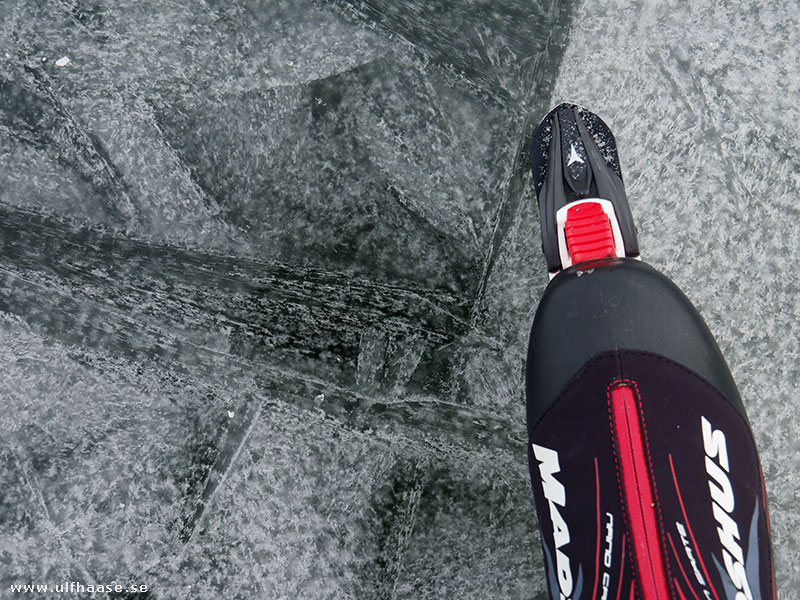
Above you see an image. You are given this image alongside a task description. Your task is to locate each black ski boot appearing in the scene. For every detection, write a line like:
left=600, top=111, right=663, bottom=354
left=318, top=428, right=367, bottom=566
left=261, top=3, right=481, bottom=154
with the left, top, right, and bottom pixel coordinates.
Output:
left=525, top=103, right=775, bottom=600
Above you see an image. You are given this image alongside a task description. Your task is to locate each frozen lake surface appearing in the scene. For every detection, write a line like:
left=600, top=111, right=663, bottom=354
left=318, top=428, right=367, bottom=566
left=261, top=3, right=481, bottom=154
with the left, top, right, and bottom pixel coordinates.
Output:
left=1, top=1, right=798, bottom=598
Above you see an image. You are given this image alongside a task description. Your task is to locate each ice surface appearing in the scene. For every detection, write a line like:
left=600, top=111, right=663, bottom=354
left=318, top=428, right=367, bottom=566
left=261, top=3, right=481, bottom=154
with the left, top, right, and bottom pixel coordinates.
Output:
left=1, top=0, right=798, bottom=598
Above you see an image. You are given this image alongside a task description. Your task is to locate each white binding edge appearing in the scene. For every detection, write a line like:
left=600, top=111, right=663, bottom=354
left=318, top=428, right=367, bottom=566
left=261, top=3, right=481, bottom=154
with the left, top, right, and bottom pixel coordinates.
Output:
left=550, top=198, right=630, bottom=280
